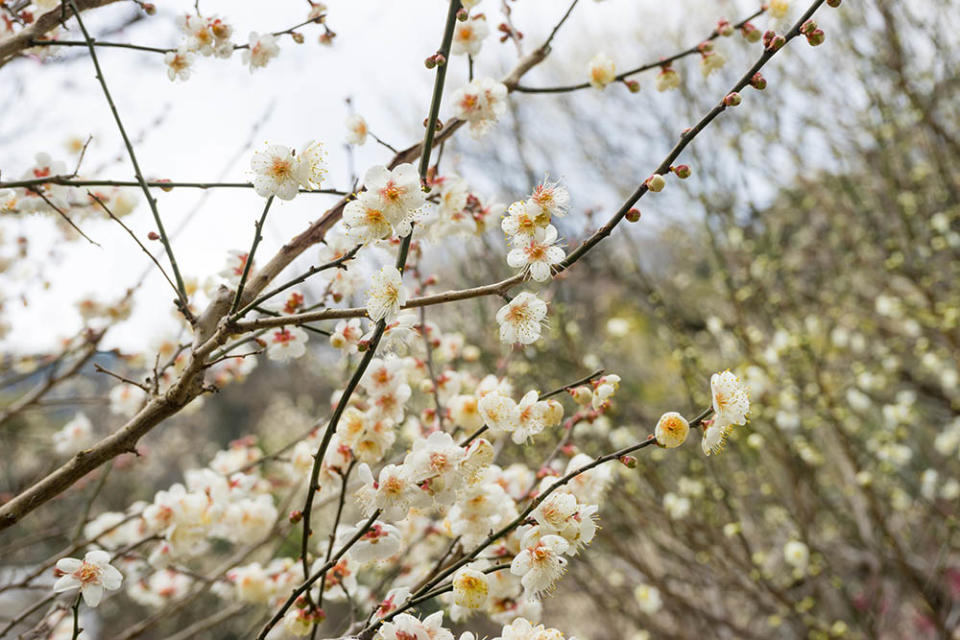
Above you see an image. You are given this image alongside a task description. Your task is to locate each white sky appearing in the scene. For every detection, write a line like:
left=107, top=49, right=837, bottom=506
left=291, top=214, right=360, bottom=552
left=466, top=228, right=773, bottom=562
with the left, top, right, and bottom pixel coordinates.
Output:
left=0, top=0, right=810, bottom=353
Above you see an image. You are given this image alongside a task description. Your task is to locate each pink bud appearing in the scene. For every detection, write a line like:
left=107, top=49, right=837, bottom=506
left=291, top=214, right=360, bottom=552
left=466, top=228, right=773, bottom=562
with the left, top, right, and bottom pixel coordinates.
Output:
left=724, top=92, right=742, bottom=107
left=749, top=72, right=767, bottom=90
left=619, top=455, right=637, bottom=468
left=672, top=164, right=691, bottom=179
left=289, top=510, right=303, bottom=523
left=625, top=208, right=641, bottom=222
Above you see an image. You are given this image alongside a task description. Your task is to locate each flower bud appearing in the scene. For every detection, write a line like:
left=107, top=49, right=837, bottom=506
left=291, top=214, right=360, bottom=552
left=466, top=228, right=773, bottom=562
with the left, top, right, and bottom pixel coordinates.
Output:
left=768, top=34, right=786, bottom=51
left=624, top=79, right=640, bottom=93
left=672, top=164, right=691, bottom=179
left=289, top=510, right=303, bottom=524
left=425, top=55, right=437, bottom=69
left=619, top=455, right=637, bottom=468
left=724, top=92, right=742, bottom=107
left=142, top=2, right=156, bottom=15
left=147, top=231, right=160, bottom=241
left=569, top=386, right=593, bottom=406
left=800, top=20, right=817, bottom=35
left=291, top=32, right=304, bottom=44
left=740, top=22, right=761, bottom=42
left=805, top=29, right=825, bottom=46
left=827, top=0, right=841, bottom=6
left=457, top=8, right=468, bottom=21
left=762, top=30, right=775, bottom=48
left=716, top=19, right=734, bottom=37
left=645, top=174, right=666, bottom=192
left=749, top=72, right=767, bottom=90
left=625, top=208, right=641, bottom=222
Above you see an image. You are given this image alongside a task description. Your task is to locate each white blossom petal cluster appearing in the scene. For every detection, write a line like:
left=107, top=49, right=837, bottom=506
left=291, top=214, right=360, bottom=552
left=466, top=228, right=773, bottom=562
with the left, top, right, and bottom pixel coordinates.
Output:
left=452, top=77, right=508, bottom=137
left=250, top=141, right=326, bottom=201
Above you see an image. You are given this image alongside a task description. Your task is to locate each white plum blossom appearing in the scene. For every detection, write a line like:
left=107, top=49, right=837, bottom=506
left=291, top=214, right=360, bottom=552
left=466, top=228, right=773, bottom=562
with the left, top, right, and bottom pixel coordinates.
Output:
left=355, top=463, right=415, bottom=521
left=529, top=178, right=570, bottom=222
left=591, top=374, right=621, bottom=410
left=362, top=163, right=425, bottom=236
left=344, top=521, right=403, bottom=564
left=634, top=583, right=663, bottom=614
left=53, top=550, right=123, bottom=607
left=451, top=14, right=489, bottom=56
left=241, top=32, right=279, bottom=71
left=452, top=567, right=489, bottom=609
left=345, top=114, right=369, bottom=145
left=451, top=77, right=508, bottom=137
left=510, top=529, right=569, bottom=597
left=266, top=326, right=309, bottom=361
left=109, top=383, right=147, bottom=417
left=366, top=265, right=408, bottom=323
left=588, top=52, right=616, bottom=89
left=655, top=411, right=689, bottom=448
left=250, top=142, right=326, bottom=201
left=501, top=200, right=542, bottom=241
left=497, top=292, right=548, bottom=345
left=53, top=412, right=94, bottom=455
left=330, top=318, right=363, bottom=353
left=344, top=191, right=394, bottom=243
left=656, top=66, right=681, bottom=91
left=711, top=370, right=750, bottom=428
left=783, top=540, right=809, bottom=571
left=164, top=47, right=195, bottom=81
left=506, top=225, right=565, bottom=282
left=701, top=424, right=725, bottom=456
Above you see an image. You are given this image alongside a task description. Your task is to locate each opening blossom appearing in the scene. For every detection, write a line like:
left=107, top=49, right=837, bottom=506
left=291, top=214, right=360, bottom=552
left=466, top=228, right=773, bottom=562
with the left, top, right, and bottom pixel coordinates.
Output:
left=711, top=370, right=750, bottom=428
left=164, top=47, right=195, bottom=82
left=250, top=142, right=326, bottom=201
left=242, top=32, right=279, bottom=71
left=451, top=77, right=508, bottom=137
left=266, top=327, right=309, bottom=362
left=366, top=265, right=408, bottom=323
left=529, top=178, right=570, bottom=223
left=52, top=412, right=94, bottom=455
left=510, top=529, right=570, bottom=597
left=656, top=66, right=680, bottom=92
left=506, top=225, right=565, bottom=282
left=655, top=411, right=690, bottom=448
left=361, top=163, right=426, bottom=237
left=587, top=52, right=616, bottom=90
left=452, top=567, right=489, bottom=609
left=451, top=14, right=489, bottom=56
left=496, top=291, right=548, bottom=345
left=345, top=114, right=368, bottom=145
left=53, top=550, right=123, bottom=607
left=702, top=370, right=750, bottom=456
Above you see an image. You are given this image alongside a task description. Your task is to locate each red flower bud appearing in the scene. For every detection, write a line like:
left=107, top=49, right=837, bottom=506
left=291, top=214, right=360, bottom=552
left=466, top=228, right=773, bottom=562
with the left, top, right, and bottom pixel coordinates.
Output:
left=619, top=455, right=637, bottom=469
left=147, top=231, right=160, bottom=240
left=625, top=208, right=641, bottom=222
left=672, top=164, right=691, bottom=179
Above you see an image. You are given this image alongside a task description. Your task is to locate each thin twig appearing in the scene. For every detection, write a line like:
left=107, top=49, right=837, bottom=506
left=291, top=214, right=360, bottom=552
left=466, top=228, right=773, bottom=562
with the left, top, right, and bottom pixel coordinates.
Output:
left=88, top=192, right=181, bottom=299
